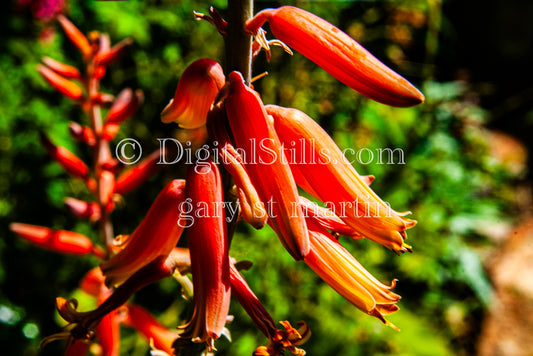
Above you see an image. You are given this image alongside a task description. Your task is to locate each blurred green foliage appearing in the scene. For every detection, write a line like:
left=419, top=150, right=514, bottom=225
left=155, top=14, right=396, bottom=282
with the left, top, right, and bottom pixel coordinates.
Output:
left=0, top=0, right=518, bottom=355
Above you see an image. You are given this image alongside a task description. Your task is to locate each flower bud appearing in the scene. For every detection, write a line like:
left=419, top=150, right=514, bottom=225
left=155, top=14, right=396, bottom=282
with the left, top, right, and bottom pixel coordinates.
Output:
left=10, top=223, right=103, bottom=257
left=40, top=133, right=90, bottom=179
left=57, top=15, right=92, bottom=58
left=37, top=64, right=83, bottom=100
left=246, top=6, right=424, bottom=107
left=42, top=57, right=81, bottom=79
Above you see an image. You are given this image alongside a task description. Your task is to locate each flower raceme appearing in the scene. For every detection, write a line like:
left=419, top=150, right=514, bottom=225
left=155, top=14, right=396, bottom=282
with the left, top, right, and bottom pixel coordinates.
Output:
left=225, top=71, right=310, bottom=260
left=100, top=179, right=186, bottom=287
left=161, top=58, right=225, bottom=129
left=267, top=105, right=415, bottom=253
left=245, top=6, right=424, bottom=107
left=178, top=160, right=231, bottom=349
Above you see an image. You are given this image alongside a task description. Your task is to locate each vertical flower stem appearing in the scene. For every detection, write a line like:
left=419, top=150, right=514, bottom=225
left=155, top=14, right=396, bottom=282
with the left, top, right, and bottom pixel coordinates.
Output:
left=86, top=63, right=114, bottom=252
left=222, top=0, right=254, bottom=248
left=225, top=0, right=253, bottom=84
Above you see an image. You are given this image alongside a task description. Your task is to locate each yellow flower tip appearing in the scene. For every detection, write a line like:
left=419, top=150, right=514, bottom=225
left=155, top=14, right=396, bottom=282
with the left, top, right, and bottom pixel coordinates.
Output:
left=161, top=58, right=225, bottom=128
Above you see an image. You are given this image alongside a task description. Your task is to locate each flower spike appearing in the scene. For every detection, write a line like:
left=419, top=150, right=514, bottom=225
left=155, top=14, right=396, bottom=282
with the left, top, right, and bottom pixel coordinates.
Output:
left=161, top=58, right=225, bottom=129
left=225, top=71, right=309, bottom=260
left=100, top=179, right=186, bottom=287
left=178, top=160, right=231, bottom=349
left=246, top=6, right=424, bottom=107
left=268, top=105, right=415, bottom=253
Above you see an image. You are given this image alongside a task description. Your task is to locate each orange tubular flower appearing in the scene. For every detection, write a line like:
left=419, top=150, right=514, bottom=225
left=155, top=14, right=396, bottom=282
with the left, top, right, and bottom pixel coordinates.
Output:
left=64, top=197, right=101, bottom=222
left=246, top=6, right=424, bottom=107
left=9, top=223, right=104, bottom=257
left=124, top=305, right=177, bottom=355
left=178, top=160, right=231, bottom=350
left=267, top=105, right=415, bottom=253
left=304, top=220, right=401, bottom=329
left=42, top=57, right=81, bottom=79
left=94, top=38, right=133, bottom=67
left=161, top=58, right=225, bottom=129
left=207, top=105, right=268, bottom=229
left=114, top=150, right=162, bottom=195
left=225, top=71, right=309, bottom=260
left=68, top=122, right=96, bottom=146
left=105, top=88, right=144, bottom=124
left=40, top=133, right=90, bottom=179
left=229, top=263, right=277, bottom=338
left=299, top=196, right=362, bottom=239
left=37, top=64, right=83, bottom=100
left=57, top=15, right=92, bottom=58
left=100, top=179, right=186, bottom=287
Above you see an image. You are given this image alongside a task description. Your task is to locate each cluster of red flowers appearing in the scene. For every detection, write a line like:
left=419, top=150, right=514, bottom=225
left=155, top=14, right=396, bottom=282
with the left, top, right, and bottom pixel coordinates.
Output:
left=11, top=5, right=424, bottom=356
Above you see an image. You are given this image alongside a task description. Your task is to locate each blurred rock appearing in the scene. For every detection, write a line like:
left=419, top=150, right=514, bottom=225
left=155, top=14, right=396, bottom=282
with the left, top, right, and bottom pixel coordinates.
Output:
left=478, top=217, right=533, bottom=355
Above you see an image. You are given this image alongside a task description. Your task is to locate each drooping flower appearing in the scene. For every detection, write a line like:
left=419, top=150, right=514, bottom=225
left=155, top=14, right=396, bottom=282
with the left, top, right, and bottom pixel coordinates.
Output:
left=207, top=103, right=268, bottom=229
left=304, top=219, right=401, bottom=328
left=100, top=179, right=186, bottom=287
left=225, top=71, right=309, bottom=260
left=246, top=6, right=424, bottom=107
left=161, top=58, right=225, bottom=129
left=267, top=105, right=415, bottom=253
left=177, top=160, right=231, bottom=350
left=124, top=305, right=178, bottom=355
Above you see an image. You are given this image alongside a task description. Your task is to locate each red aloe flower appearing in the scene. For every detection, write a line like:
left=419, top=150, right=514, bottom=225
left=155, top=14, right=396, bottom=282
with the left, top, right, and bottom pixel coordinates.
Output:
left=246, top=6, right=424, bottom=107
left=64, top=197, right=101, bottom=222
left=229, top=263, right=277, bottom=338
left=225, top=71, right=309, bottom=260
left=42, top=57, right=81, bottom=79
left=68, top=122, right=96, bottom=146
left=37, top=64, right=83, bottom=100
left=40, top=133, right=90, bottom=179
left=304, top=219, right=401, bottom=329
left=57, top=14, right=92, bottom=58
left=114, top=150, right=162, bottom=195
left=9, top=223, right=104, bottom=257
left=94, top=38, right=133, bottom=67
left=207, top=104, right=268, bottom=229
left=100, top=179, right=186, bottom=286
left=177, top=160, right=231, bottom=350
left=267, top=105, right=415, bottom=253
left=161, top=58, right=225, bottom=129
left=105, top=88, right=144, bottom=124
left=124, top=305, right=177, bottom=355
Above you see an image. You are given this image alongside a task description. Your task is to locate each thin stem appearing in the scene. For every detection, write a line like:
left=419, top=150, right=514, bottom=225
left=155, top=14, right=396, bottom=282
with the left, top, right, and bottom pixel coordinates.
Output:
left=225, top=0, right=253, bottom=84
left=86, top=64, right=114, bottom=252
